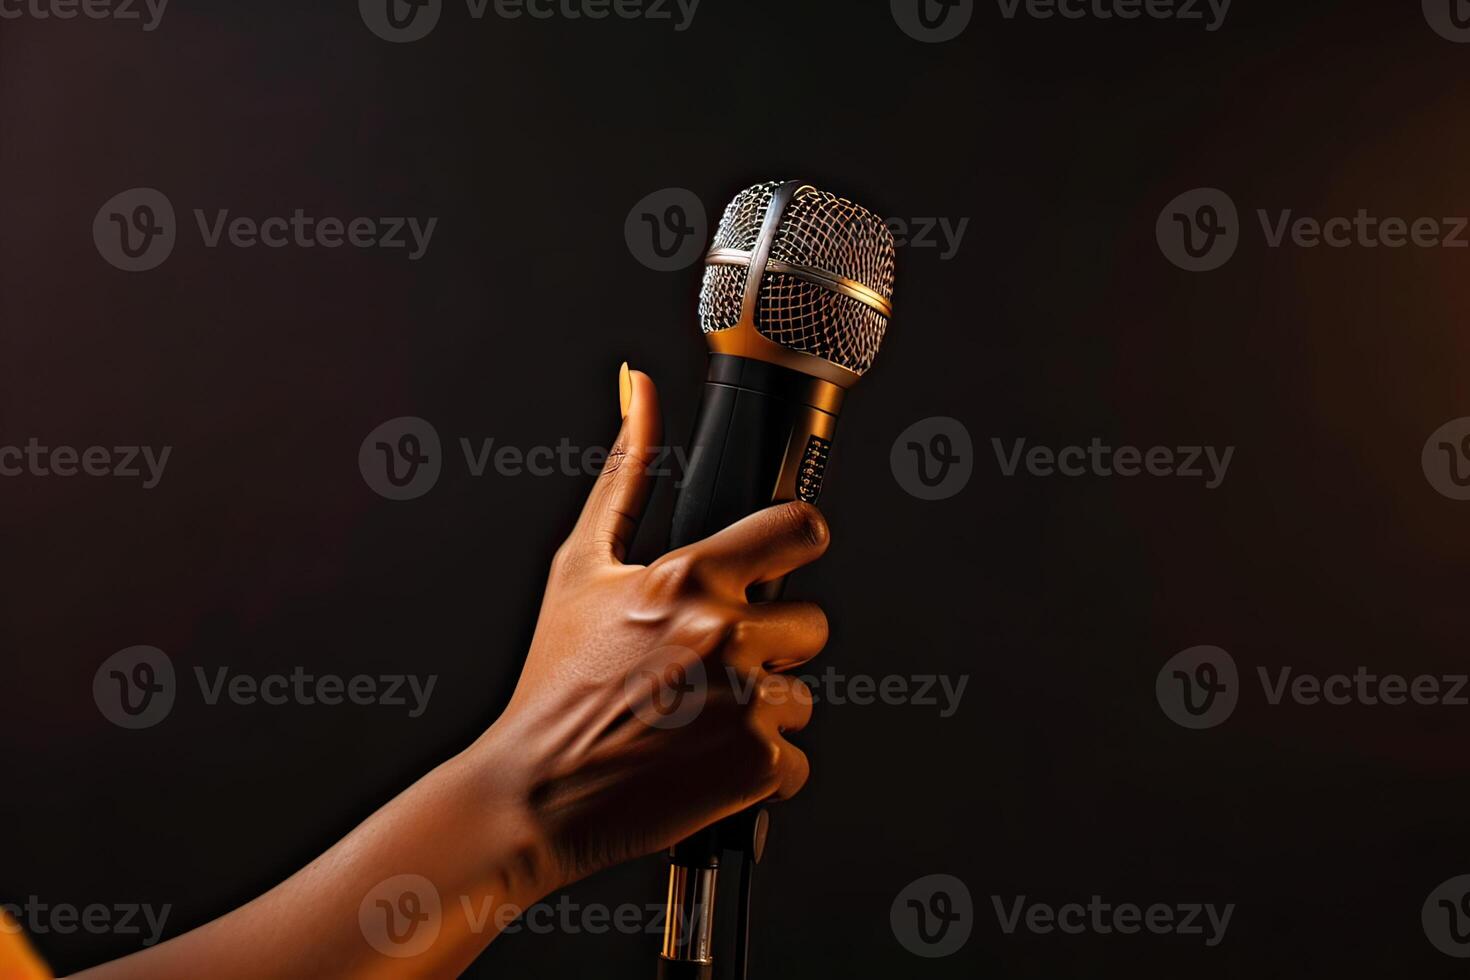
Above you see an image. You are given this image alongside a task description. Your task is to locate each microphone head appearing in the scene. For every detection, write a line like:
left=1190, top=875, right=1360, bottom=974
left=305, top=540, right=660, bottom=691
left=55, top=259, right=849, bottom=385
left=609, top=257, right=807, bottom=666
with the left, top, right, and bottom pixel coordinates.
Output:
left=698, top=180, right=896, bottom=388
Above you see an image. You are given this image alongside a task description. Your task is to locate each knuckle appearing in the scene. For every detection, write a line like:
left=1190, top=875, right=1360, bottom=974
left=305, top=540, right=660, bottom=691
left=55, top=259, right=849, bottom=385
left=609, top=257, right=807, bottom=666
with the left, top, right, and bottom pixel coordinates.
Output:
left=727, top=618, right=755, bottom=650
left=780, top=501, right=830, bottom=554
left=786, top=750, right=811, bottom=797
left=755, top=673, right=788, bottom=706
left=809, top=605, right=830, bottom=648
left=549, top=542, right=578, bottom=579
left=602, top=441, right=628, bottom=477
left=645, top=553, right=699, bottom=595
left=751, top=737, right=783, bottom=789
left=683, top=604, right=737, bottom=656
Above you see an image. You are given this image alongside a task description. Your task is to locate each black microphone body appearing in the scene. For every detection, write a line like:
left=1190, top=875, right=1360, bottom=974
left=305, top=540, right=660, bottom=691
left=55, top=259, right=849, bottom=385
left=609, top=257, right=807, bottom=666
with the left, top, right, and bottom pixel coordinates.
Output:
left=669, top=354, right=841, bottom=557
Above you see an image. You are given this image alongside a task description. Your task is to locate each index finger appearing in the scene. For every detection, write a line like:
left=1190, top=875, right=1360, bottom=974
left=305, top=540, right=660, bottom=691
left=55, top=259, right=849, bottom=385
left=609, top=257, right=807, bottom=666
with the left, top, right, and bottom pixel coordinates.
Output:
left=671, top=501, right=831, bottom=593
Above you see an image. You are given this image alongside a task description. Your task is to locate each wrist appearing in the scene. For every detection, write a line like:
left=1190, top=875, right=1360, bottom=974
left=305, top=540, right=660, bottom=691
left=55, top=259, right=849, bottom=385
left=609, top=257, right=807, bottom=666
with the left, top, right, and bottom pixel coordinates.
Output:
left=449, top=720, right=568, bottom=907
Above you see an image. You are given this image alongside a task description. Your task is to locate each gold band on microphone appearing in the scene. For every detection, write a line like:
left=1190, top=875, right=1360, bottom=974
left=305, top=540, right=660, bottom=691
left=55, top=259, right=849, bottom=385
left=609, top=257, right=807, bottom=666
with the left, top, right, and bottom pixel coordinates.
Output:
left=705, top=247, right=894, bottom=319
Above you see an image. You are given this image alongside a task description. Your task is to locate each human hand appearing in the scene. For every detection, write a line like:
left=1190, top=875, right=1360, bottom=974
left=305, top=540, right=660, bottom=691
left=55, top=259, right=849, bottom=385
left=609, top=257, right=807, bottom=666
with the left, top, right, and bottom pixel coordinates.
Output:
left=480, top=364, right=831, bottom=886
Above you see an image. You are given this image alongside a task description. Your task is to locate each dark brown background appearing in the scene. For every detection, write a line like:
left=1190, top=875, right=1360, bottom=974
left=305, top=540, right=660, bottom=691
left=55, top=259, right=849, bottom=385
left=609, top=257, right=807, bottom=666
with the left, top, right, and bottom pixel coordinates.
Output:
left=4, top=0, right=1470, bottom=976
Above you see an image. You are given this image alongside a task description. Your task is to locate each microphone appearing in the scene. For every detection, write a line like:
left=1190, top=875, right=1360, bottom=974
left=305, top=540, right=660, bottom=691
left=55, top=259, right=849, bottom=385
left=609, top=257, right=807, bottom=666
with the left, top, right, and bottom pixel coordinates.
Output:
left=656, top=179, right=896, bottom=979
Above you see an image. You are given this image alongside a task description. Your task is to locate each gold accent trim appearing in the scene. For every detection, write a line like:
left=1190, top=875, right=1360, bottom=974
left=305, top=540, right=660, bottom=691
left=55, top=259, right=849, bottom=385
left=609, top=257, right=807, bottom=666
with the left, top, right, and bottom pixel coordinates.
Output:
left=705, top=325, right=863, bottom=388
left=704, top=249, right=893, bottom=318
left=705, top=247, right=754, bottom=267
left=764, top=259, right=894, bottom=317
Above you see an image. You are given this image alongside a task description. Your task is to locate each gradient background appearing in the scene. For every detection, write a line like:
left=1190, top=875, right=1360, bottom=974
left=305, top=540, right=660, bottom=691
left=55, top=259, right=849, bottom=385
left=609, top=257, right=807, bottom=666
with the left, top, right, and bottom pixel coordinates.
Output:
left=4, top=0, right=1470, bottom=976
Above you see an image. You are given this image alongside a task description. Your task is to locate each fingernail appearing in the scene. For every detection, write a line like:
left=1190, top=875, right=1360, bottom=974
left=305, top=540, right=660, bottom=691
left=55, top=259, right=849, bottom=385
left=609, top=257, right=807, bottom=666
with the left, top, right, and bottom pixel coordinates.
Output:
left=619, top=361, right=633, bottom=420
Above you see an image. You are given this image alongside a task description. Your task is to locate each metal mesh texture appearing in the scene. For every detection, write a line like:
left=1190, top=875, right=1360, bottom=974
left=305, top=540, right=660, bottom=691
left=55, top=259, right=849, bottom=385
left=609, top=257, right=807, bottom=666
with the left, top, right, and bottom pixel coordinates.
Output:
left=697, top=182, right=778, bottom=333
left=766, top=187, right=896, bottom=301
left=697, top=264, right=749, bottom=334
left=756, top=187, right=894, bottom=375
left=710, top=181, right=780, bottom=252
left=756, top=273, right=890, bottom=376
left=698, top=182, right=896, bottom=376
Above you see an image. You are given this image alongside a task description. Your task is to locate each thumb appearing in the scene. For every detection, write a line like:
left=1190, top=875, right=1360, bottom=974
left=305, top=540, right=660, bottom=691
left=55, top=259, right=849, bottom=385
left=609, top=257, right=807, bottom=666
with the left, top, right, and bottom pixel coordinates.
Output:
left=568, top=362, right=663, bottom=563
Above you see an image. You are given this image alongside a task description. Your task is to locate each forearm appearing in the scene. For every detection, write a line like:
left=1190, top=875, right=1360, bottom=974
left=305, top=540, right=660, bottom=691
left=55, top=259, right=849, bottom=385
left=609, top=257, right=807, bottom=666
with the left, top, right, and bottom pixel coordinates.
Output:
left=74, top=728, right=561, bottom=980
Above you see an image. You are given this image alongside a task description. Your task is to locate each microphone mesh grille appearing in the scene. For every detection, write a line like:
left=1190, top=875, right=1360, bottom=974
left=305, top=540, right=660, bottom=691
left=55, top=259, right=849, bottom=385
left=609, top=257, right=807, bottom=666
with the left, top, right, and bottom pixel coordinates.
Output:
left=698, top=182, right=895, bottom=377
left=697, top=181, right=780, bottom=334
left=767, top=188, right=896, bottom=303
left=697, top=265, right=748, bottom=333
left=757, top=273, right=889, bottom=376
left=710, top=181, right=780, bottom=251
